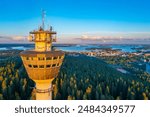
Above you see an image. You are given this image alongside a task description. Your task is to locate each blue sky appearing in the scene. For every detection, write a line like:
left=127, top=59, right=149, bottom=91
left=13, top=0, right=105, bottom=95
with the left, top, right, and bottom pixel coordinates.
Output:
left=0, top=0, right=150, bottom=44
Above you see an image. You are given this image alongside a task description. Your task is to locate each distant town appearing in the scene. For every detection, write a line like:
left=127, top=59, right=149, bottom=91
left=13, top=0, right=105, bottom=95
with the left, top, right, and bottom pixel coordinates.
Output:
left=64, top=45, right=150, bottom=77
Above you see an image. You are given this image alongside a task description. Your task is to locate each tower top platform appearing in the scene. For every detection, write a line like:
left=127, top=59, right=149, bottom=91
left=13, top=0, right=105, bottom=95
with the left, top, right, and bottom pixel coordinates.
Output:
left=30, top=27, right=56, bottom=34
left=20, top=50, right=64, bottom=57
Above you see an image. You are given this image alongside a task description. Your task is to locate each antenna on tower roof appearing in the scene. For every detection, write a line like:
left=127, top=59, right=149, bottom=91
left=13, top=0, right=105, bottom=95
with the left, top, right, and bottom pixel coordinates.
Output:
left=42, top=9, right=46, bottom=30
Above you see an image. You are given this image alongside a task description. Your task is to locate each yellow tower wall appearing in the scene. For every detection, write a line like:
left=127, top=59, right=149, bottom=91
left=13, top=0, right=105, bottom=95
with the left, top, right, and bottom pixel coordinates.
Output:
left=35, top=79, right=54, bottom=100
left=20, top=24, right=64, bottom=100
left=20, top=50, right=64, bottom=100
left=35, top=42, right=47, bottom=51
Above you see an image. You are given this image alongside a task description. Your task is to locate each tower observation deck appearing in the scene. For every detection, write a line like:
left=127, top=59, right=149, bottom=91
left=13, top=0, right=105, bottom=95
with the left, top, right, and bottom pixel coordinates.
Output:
left=20, top=11, right=65, bottom=100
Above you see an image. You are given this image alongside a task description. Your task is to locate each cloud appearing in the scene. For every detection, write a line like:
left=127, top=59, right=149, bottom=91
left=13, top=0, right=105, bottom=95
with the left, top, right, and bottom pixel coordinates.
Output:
left=81, top=35, right=124, bottom=40
left=79, top=32, right=150, bottom=40
left=11, top=36, right=27, bottom=41
left=71, top=33, right=150, bottom=44
left=0, top=35, right=28, bottom=43
left=59, top=31, right=150, bottom=41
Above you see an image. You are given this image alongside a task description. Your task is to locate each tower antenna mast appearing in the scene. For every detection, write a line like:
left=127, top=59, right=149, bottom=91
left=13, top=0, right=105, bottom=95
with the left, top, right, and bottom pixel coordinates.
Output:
left=42, top=9, right=46, bottom=29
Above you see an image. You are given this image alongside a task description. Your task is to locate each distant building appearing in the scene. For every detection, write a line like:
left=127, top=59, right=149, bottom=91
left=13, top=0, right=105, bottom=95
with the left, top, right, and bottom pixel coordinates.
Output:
left=117, top=68, right=128, bottom=74
left=144, top=52, right=150, bottom=56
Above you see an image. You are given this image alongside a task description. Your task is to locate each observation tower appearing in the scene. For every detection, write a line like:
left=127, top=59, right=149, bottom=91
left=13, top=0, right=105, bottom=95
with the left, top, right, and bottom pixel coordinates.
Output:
left=20, top=11, right=65, bottom=100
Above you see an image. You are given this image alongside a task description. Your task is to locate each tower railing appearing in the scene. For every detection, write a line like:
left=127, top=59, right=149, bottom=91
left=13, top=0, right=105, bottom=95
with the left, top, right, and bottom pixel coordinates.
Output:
left=36, top=87, right=53, bottom=93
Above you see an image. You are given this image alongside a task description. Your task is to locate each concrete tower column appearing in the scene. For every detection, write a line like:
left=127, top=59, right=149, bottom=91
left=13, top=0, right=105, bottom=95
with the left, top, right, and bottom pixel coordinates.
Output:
left=35, top=81, right=53, bottom=100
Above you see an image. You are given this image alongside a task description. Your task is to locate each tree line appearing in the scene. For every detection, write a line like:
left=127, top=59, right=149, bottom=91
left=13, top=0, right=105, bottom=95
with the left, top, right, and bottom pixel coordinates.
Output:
left=53, top=55, right=150, bottom=100
left=0, top=55, right=34, bottom=100
left=0, top=53, right=150, bottom=100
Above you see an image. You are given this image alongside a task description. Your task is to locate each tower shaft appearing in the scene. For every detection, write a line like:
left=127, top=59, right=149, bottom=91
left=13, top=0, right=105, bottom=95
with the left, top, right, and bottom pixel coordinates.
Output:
left=36, top=82, right=53, bottom=100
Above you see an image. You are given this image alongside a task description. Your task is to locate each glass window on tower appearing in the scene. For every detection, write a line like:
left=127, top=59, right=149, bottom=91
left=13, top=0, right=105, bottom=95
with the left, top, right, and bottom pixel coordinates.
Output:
left=39, top=65, right=44, bottom=68
left=26, top=57, right=29, bottom=60
left=46, top=65, right=51, bottom=68
left=52, top=64, right=56, bottom=67
left=53, top=57, right=58, bottom=60
left=38, top=57, right=45, bottom=60
left=46, top=57, right=52, bottom=60
left=28, top=64, right=32, bottom=68
left=33, top=65, right=38, bottom=68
